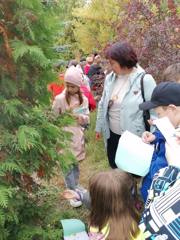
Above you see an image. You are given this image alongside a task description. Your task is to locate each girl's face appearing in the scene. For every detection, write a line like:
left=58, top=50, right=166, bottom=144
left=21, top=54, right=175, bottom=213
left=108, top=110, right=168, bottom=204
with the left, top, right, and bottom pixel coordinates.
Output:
left=66, top=82, right=79, bottom=95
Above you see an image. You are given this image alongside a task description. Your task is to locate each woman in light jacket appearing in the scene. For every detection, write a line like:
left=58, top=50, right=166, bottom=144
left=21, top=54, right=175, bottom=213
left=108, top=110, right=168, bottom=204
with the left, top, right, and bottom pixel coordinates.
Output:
left=95, top=42, right=156, bottom=168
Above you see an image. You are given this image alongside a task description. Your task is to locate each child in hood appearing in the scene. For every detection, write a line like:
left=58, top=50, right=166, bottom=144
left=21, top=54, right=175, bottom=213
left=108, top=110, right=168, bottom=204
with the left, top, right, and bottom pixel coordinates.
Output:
left=52, top=66, right=90, bottom=207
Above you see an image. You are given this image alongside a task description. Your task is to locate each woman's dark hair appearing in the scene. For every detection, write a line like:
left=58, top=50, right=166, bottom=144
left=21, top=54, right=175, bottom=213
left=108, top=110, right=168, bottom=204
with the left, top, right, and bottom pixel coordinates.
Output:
left=105, top=42, right=138, bottom=69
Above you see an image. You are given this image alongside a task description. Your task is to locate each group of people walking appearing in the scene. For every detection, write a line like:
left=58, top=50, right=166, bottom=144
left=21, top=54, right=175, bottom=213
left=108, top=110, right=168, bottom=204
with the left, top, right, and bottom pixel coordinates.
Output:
left=51, top=41, right=180, bottom=240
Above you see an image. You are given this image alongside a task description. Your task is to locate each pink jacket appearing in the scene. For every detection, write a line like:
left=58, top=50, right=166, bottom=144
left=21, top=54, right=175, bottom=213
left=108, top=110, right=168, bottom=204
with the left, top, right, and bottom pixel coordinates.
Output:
left=52, top=90, right=89, bottom=161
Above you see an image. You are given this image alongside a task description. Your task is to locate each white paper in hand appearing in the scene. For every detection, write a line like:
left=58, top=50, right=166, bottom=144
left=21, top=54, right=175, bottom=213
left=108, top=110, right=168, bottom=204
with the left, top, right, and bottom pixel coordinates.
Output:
left=115, top=131, right=154, bottom=176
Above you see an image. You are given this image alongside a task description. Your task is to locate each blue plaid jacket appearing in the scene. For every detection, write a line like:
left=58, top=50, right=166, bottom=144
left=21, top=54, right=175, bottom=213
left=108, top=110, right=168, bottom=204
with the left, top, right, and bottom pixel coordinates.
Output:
left=139, top=166, right=180, bottom=240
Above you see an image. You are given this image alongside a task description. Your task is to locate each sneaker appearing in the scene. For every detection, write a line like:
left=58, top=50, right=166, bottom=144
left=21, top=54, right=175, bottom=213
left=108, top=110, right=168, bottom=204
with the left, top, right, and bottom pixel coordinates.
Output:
left=69, top=199, right=82, bottom=208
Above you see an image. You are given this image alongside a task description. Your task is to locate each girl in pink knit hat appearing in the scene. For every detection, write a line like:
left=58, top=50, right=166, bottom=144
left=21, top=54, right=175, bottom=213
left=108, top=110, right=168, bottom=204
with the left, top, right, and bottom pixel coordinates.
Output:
left=52, top=66, right=90, bottom=207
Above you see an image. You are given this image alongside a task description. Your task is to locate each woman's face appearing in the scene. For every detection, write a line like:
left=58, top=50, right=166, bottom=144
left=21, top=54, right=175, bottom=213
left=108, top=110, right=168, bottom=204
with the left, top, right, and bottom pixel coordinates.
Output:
left=109, top=59, right=133, bottom=75
left=109, top=59, right=122, bottom=75
left=66, top=82, right=79, bottom=95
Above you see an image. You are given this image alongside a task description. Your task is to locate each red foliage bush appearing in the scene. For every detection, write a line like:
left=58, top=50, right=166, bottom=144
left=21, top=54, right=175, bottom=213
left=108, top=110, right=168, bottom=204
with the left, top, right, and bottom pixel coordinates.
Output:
left=117, top=0, right=180, bottom=82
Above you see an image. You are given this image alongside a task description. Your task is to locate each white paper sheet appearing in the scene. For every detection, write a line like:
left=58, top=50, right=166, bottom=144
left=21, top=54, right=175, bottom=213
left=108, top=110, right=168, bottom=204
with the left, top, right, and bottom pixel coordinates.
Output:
left=115, top=131, right=154, bottom=176
left=64, top=231, right=89, bottom=240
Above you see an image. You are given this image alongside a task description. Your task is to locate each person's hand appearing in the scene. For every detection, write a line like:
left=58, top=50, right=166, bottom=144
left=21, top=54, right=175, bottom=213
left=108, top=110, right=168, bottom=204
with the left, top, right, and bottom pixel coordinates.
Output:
left=73, top=114, right=84, bottom=125
left=77, top=115, right=85, bottom=125
left=62, top=189, right=79, bottom=200
left=95, top=132, right=101, bottom=140
left=142, top=131, right=156, bottom=143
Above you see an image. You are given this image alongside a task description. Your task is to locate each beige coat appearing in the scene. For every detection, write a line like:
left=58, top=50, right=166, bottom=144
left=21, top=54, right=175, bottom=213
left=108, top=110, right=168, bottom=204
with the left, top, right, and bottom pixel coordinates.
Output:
left=52, top=90, right=89, bottom=161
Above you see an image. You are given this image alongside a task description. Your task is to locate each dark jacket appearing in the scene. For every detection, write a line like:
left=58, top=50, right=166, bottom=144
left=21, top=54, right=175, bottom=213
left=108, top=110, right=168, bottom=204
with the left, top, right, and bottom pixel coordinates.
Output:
left=87, top=64, right=103, bottom=79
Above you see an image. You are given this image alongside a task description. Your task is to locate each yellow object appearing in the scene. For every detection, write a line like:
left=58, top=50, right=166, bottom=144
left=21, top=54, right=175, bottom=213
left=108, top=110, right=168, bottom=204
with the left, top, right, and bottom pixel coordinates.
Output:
left=89, top=223, right=110, bottom=239
left=90, top=224, right=145, bottom=240
left=132, top=230, right=145, bottom=240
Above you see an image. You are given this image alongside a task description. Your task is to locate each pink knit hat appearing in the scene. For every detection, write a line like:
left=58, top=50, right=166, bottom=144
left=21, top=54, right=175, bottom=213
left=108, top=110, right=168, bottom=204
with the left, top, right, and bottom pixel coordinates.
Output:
left=64, top=66, right=83, bottom=87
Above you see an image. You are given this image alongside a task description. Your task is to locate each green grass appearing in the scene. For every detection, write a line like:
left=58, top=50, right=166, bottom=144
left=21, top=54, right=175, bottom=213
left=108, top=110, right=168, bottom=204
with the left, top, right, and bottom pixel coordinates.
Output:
left=79, top=111, right=108, bottom=188
left=85, top=111, right=108, bottom=170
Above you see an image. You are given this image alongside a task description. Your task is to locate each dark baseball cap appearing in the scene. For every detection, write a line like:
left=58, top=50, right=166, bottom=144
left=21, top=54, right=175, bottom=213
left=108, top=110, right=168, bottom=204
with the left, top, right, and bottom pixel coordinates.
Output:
left=139, top=81, right=180, bottom=110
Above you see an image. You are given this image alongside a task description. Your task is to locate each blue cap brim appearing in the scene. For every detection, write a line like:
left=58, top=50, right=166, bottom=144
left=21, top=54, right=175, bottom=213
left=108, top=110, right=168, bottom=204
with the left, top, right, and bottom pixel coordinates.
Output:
left=139, top=101, right=159, bottom=111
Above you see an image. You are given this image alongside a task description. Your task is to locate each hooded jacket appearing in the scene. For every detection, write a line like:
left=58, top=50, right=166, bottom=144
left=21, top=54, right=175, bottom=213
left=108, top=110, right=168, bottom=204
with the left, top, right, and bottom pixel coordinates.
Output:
left=95, top=65, right=156, bottom=146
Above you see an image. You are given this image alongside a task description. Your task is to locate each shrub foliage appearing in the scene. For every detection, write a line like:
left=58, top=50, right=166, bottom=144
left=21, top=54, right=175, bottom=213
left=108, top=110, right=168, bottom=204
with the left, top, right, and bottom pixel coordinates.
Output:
left=0, top=0, right=75, bottom=239
left=116, top=0, right=180, bottom=82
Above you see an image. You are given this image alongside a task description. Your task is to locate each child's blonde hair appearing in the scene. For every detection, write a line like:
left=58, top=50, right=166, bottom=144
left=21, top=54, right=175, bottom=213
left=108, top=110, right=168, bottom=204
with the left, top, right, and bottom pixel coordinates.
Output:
left=89, top=169, right=140, bottom=240
left=163, top=63, right=180, bottom=83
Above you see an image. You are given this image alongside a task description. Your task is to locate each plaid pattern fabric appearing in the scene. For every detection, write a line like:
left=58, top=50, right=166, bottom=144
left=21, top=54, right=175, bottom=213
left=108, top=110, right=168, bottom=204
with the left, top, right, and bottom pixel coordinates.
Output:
left=139, top=166, right=180, bottom=239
